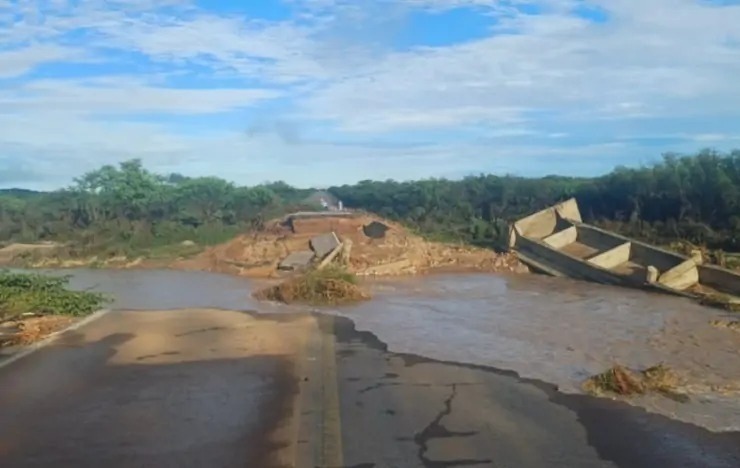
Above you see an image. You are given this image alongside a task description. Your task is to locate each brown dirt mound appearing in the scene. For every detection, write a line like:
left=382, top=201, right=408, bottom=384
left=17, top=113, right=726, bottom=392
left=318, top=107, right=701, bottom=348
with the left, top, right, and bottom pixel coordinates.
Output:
left=583, top=363, right=688, bottom=402
left=253, top=268, right=370, bottom=306
left=174, top=212, right=523, bottom=278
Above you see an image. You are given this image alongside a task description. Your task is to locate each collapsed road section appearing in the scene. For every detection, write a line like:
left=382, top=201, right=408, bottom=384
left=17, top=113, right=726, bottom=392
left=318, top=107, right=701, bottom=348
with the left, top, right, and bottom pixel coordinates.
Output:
left=510, top=198, right=740, bottom=309
left=176, top=210, right=524, bottom=278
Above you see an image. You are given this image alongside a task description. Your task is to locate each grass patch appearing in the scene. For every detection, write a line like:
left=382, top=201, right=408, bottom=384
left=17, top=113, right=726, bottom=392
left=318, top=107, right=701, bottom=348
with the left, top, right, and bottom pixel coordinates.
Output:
left=254, top=266, right=370, bottom=306
left=0, top=271, right=109, bottom=322
left=582, top=363, right=689, bottom=403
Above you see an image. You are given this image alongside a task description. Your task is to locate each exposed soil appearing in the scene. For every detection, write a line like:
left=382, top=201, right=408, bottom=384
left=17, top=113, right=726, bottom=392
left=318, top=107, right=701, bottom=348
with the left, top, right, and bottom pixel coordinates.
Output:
left=0, top=315, right=75, bottom=347
left=174, top=213, right=523, bottom=278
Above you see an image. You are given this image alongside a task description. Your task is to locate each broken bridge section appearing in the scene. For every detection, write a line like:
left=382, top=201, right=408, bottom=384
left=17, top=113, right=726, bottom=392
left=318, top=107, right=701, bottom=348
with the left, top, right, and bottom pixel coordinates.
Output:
left=310, top=232, right=341, bottom=260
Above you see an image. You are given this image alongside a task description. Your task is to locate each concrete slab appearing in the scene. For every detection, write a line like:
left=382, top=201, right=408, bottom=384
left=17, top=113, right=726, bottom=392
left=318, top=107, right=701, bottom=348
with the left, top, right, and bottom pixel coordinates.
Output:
left=310, top=232, right=341, bottom=259
left=279, top=251, right=315, bottom=271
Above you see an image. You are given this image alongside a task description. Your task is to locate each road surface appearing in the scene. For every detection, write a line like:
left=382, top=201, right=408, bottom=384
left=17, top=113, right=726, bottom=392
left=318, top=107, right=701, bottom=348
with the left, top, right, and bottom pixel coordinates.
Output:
left=0, top=309, right=738, bottom=467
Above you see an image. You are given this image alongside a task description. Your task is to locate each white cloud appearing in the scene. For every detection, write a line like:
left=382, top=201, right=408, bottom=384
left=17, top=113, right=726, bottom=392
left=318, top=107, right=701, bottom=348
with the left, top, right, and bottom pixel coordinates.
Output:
left=2, top=79, right=280, bottom=115
left=1, top=0, right=740, bottom=188
left=0, top=44, right=82, bottom=78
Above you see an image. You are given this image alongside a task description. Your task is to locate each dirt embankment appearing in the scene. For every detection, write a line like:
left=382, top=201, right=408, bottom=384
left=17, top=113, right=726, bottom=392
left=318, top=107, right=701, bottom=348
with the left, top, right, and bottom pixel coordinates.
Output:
left=174, top=213, right=524, bottom=278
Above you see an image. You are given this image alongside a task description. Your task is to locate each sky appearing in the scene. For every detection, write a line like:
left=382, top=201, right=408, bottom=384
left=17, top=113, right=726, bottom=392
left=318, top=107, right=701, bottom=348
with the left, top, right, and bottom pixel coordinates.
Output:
left=1, top=0, right=740, bottom=190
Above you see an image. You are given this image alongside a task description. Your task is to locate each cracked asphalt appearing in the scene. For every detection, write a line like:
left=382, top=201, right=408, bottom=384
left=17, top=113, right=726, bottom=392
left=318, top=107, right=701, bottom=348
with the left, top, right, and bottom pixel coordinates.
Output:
left=1, top=310, right=739, bottom=468
left=330, top=315, right=740, bottom=468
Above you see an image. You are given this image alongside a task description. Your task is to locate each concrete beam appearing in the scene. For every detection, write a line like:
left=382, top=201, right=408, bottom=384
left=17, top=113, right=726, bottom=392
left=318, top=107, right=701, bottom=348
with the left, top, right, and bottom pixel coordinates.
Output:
left=554, top=198, right=583, bottom=223
left=513, top=208, right=558, bottom=240
left=659, top=259, right=699, bottom=291
left=543, top=226, right=577, bottom=249
left=698, top=264, right=740, bottom=297
left=587, top=242, right=631, bottom=270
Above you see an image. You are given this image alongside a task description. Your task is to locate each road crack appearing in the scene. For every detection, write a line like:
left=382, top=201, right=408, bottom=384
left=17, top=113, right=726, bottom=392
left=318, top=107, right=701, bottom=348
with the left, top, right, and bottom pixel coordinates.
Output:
left=413, top=384, right=493, bottom=467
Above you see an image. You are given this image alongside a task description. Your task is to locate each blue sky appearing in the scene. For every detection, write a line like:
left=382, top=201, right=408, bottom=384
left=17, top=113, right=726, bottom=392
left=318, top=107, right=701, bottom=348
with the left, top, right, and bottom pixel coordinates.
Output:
left=1, top=0, right=740, bottom=189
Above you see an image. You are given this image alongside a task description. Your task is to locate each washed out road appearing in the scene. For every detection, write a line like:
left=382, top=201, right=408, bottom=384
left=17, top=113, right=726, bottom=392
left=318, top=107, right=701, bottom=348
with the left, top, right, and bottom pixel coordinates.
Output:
left=0, top=309, right=739, bottom=468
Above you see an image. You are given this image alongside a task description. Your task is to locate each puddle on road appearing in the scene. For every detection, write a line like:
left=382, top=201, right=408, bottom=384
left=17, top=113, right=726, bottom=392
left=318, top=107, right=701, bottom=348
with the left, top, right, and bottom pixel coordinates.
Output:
left=51, top=268, right=740, bottom=431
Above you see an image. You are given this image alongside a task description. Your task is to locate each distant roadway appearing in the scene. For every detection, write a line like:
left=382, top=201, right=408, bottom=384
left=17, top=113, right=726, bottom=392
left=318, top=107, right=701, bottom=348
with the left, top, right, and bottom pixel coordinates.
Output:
left=0, top=309, right=738, bottom=467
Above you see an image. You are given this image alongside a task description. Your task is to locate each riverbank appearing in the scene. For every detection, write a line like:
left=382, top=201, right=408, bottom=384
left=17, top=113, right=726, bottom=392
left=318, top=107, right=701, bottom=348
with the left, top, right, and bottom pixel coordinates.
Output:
left=0, top=271, right=109, bottom=350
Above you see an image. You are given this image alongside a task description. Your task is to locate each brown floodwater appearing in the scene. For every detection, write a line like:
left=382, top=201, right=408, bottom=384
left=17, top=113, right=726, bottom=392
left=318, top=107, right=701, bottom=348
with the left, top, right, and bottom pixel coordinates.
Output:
left=46, top=268, right=740, bottom=432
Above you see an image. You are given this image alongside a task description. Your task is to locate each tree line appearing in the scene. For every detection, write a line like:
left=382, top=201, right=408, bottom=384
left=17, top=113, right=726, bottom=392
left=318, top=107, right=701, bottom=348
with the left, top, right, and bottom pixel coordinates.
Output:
left=1, top=150, right=738, bottom=257
left=330, top=149, right=739, bottom=251
left=0, top=159, right=318, bottom=256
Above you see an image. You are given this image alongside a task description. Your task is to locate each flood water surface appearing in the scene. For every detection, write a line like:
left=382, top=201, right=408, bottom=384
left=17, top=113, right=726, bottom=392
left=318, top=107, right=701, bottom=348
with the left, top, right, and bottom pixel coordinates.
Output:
left=53, top=268, right=740, bottom=431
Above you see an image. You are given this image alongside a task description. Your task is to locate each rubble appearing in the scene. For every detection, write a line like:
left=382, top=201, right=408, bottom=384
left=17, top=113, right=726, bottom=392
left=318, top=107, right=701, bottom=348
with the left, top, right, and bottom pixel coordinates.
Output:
left=310, top=232, right=341, bottom=259
left=278, top=251, right=314, bottom=271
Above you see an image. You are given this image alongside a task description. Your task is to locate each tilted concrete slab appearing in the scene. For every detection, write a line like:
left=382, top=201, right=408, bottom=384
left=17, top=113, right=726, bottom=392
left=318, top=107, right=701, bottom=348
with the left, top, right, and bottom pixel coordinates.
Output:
left=510, top=198, right=740, bottom=305
left=310, top=232, right=341, bottom=259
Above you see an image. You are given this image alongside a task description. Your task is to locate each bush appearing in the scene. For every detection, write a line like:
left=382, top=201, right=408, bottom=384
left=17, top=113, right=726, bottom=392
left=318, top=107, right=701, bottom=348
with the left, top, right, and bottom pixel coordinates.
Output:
left=0, top=271, right=109, bottom=320
left=253, top=266, right=368, bottom=305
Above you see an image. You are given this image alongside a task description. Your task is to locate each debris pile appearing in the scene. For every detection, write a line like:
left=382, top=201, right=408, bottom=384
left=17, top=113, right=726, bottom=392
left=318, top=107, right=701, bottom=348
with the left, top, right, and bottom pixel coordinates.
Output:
left=253, top=266, right=370, bottom=305
left=175, top=211, right=524, bottom=278
left=582, top=363, right=689, bottom=402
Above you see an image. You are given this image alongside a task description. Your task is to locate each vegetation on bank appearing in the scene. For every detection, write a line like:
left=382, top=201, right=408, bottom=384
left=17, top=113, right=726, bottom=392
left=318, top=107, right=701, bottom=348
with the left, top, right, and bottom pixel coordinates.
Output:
left=253, top=266, right=370, bottom=305
left=0, top=159, right=318, bottom=261
left=0, top=271, right=108, bottom=321
left=0, top=149, right=738, bottom=262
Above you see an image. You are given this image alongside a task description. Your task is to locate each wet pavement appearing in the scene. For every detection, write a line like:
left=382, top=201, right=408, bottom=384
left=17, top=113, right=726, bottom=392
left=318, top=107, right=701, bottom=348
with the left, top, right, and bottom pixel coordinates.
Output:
left=0, top=309, right=313, bottom=467
left=1, top=309, right=739, bottom=467
left=20, top=268, right=740, bottom=430
left=329, top=315, right=740, bottom=468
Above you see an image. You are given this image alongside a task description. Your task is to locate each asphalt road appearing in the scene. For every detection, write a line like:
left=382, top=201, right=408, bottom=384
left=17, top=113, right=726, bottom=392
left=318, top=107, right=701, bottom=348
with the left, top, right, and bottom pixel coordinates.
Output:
left=1, top=310, right=739, bottom=468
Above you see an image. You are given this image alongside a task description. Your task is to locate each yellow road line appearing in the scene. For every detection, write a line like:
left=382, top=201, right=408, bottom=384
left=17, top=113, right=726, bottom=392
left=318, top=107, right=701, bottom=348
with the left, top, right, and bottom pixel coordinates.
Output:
left=319, top=315, right=343, bottom=467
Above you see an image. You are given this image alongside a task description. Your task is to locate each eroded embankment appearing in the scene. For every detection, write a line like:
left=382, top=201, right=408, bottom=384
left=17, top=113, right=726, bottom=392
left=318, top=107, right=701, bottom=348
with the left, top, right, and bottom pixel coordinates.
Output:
left=173, top=213, right=523, bottom=278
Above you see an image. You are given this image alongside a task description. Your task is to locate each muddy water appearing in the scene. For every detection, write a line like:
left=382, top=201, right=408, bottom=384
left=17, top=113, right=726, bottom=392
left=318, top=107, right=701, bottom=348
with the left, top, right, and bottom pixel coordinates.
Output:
left=50, top=268, right=740, bottom=431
